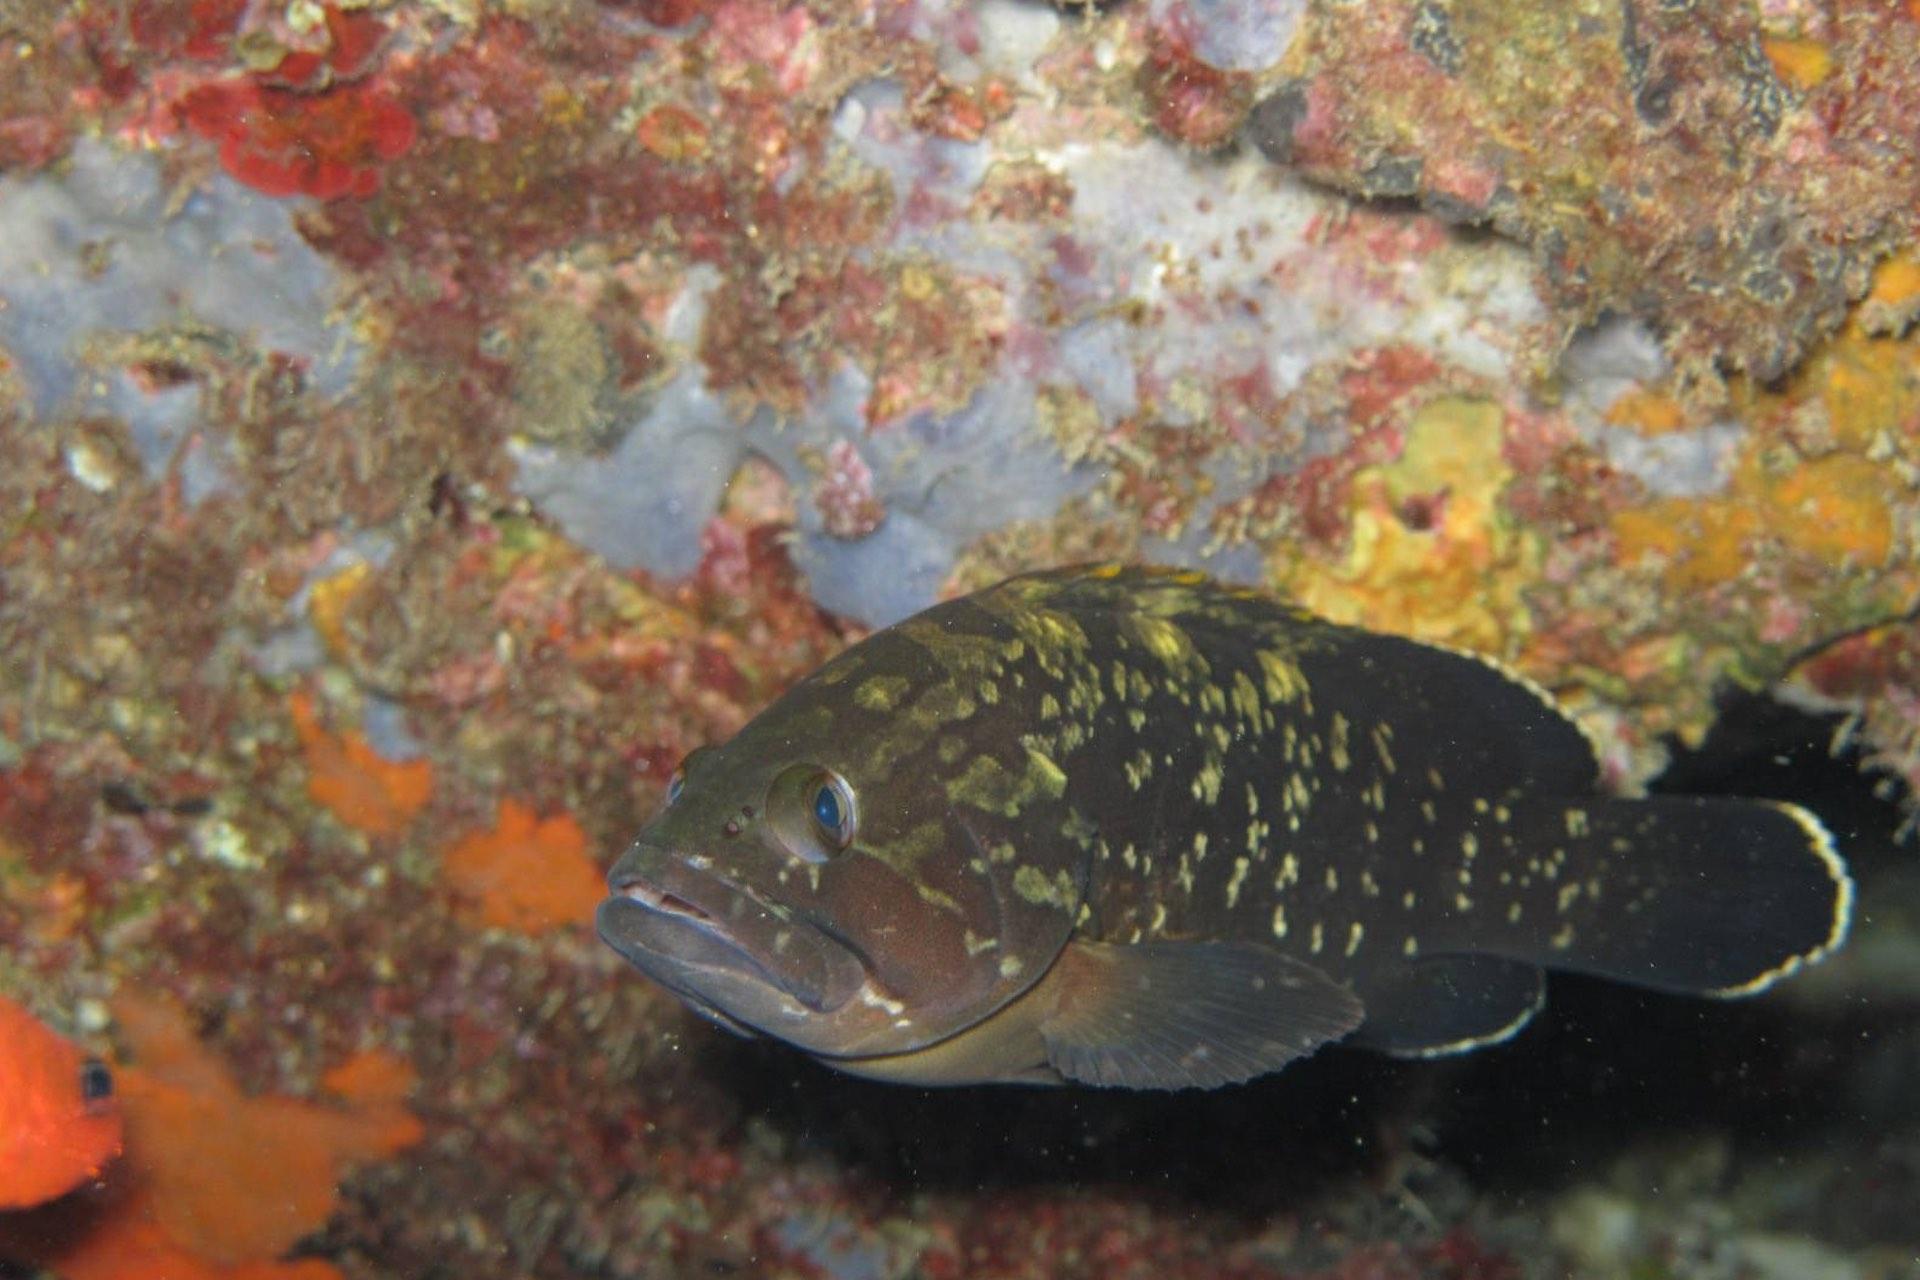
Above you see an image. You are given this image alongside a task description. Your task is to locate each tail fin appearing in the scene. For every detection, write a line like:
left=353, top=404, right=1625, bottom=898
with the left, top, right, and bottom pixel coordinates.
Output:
left=1456, top=796, right=1851, bottom=998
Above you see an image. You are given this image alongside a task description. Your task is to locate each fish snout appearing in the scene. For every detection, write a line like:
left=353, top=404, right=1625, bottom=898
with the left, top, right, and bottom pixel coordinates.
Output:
left=598, top=848, right=866, bottom=1020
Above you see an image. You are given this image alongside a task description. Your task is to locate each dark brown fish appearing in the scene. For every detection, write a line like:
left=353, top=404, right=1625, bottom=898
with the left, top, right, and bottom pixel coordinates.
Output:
left=598, top=565, right=1852, bottom=1088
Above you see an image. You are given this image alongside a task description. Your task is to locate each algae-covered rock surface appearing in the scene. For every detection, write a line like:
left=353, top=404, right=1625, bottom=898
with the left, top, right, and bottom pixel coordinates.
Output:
left=0, top=0, right=1916, bottom=1277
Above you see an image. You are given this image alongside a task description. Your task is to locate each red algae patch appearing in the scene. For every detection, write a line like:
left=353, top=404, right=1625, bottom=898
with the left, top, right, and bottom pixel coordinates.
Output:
left=291, top=692, right=434, bottom=839
left=319, top=1049, right=417, bottom=1108
left=442, top=799, right=604, bottom=936
left=168, top=2, right=414, bottom=200
left=3, top=995, right=421, bottom=1280
left=30, top=1217, right=347, bottom=1280
left=110, top=993, right=424, bottom=1265
left=177, top=79, right=416, bottom=200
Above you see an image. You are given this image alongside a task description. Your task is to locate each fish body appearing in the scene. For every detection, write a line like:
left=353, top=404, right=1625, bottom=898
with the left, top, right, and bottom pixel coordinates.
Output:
left=599, top=565, right=1852, bottom=1088
left=0, top=995, right=122, bottom=1207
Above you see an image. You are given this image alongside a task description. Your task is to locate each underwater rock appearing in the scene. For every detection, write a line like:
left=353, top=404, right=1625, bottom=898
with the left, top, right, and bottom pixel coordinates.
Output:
left=0, top=1, right=1916, bottom=1277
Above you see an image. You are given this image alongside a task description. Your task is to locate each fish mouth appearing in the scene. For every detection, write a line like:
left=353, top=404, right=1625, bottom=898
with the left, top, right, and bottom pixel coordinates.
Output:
left=596, top=862, right=866, bottom=1028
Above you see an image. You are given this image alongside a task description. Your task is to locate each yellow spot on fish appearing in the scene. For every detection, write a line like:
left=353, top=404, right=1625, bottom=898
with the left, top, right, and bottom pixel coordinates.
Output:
left=854, top=675, right=909, bottom=712
left=1256, top=648, right=1305, bottom=703
left=1550, top=924, right=1575, bottom=951
left=948, top=747, right=1061, bottom=817
left=1329, top=712, right=1351, bottom=772
left=916, top=882, right=960, bottom=911
left=1371, top=723, right=1396, bottom=773
left=999, top=955, right=1025, bottom=978
left=1128, top=613, right=1197, bottom=670
left=1060, top=809, right=1098, bottom=849
left=1226, top=856, right=1250, bottom=908
left=1192, top=831, right=1209, bottom=861
left=1271, top=903, right=1289, bottom=938
left=1565, top=809, right=1590, bottom=837
left=1192, top=759, right=1224, bottom=805
left=1039, top=693, right=1062, bottom=721
left=1402, top=935, right=1419, bottom=957
left=1310, top=922, right=1325, bottom=954
left=1230, top=671, right=1263, bottom=724
left=1012, top=864, right=1076, bottom=910
left=1345, top=922, right=1364, bottom=956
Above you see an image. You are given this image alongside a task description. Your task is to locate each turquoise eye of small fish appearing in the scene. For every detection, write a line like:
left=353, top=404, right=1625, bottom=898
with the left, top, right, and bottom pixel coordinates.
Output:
left=666, top=768, right=685, bottom=806
left=810, top=774, right=856, bottom=850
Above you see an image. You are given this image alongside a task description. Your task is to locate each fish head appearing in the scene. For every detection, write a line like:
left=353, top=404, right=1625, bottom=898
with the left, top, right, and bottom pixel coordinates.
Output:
left=598, top=622, right=1084, bottom=1063
left=0, top=997, right=123, bottom=1210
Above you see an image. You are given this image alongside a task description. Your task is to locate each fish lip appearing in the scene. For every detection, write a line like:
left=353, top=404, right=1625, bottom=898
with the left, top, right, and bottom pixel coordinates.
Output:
left=598, top=870, right=860, bottom=1016
left=598, top=878, right=787, bottom=994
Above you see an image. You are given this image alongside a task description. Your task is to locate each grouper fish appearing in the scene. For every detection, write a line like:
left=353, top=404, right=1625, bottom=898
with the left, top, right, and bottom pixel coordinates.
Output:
left=597, top=565, right=1853, bottom=1089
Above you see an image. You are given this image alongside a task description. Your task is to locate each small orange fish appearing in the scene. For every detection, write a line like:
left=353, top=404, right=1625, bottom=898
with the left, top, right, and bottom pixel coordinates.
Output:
left=0, top=995, right=123, bottom=1210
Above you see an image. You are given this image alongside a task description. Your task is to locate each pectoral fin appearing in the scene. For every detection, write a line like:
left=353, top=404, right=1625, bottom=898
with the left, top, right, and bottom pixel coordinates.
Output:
left=1036, top=940, right=1365, bottom=1089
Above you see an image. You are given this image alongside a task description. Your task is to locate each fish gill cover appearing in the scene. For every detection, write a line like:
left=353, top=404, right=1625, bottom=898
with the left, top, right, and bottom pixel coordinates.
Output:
left=0, top=0, right=1916, bottom=1277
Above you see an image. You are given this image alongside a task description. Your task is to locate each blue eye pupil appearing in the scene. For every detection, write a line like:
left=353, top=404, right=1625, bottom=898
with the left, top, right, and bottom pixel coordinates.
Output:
left=813, top=785, right=842, bottom=832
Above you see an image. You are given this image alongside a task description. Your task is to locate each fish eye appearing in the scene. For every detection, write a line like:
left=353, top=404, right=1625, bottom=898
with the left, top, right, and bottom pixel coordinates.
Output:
left=79, top=1057, right=114, bottom=1107
left=811, top=774, right=856, bottom=850
left=766, top=764, right=858, bottom=863
left=664, top=747, right=713, bottom=807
